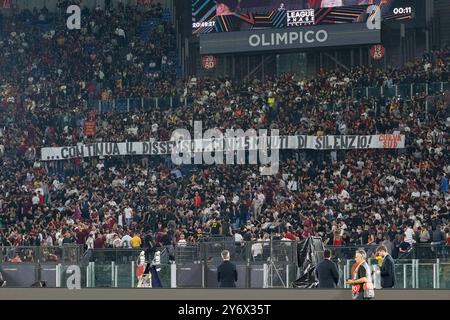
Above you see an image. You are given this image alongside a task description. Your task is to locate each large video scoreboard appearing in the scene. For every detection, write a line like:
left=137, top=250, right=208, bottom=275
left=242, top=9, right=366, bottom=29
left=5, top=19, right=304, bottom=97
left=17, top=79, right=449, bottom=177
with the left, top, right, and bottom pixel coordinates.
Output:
left=193, top=0, right=415, bottom=34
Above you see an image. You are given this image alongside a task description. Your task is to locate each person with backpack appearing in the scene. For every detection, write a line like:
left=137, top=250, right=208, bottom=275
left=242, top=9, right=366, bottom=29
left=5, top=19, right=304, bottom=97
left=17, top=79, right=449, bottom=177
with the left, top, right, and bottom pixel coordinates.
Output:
left=346, top=249, right=375, bottom=300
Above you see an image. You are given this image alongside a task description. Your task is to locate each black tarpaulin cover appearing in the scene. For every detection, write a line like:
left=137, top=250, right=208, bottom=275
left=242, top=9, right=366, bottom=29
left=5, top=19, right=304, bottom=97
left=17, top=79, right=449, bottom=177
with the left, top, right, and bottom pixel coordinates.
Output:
left=292, top=237, right=324, bottom=288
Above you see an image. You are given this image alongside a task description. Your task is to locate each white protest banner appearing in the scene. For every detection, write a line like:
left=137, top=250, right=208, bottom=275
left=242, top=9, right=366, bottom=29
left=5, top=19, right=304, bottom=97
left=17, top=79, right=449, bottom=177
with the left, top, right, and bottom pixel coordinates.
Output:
left=41, top=134, right=405, bottom=161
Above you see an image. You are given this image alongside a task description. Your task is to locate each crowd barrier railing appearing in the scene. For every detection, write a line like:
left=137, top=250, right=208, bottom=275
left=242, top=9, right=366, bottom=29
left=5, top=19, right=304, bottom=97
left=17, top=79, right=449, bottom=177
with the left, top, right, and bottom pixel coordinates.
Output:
left=81, top=81, right=449, bottom=114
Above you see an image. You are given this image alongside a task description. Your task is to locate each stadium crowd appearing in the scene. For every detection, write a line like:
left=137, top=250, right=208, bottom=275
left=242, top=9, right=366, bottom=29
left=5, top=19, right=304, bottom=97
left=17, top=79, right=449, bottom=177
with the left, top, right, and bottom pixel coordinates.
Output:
left=0, top=5, right=449, bottom=262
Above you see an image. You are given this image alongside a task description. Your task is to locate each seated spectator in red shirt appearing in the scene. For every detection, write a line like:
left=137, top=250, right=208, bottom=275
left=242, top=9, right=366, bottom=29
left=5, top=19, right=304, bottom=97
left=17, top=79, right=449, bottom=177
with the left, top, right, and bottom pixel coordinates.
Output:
left=285, top=229, right=297, bottom=241
left=333, top=234, right=344, bottom=246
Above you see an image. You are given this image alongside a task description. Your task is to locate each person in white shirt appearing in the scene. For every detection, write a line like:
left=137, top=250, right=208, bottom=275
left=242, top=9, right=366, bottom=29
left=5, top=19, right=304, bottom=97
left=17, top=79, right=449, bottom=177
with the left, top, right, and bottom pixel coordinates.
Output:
left=115, top=27, right=125, bottom=38
left=217, top=194, right=226, bottom=204
left=421, top=191, right=430, bottom=198
left=287, top=178, right=298, bottom=191
left=118, top=211, right=123, bottom=227
left=121, top=233, right=132, bottom=248
left=232, top=193, right=240, bottom=205
left=338, top=189, right=350, bottom=201
left=124, top=205, right=133, bottom=227
left=86, top=234, right=94, bottom=249
left=108, top=199, right=118, bottom=207
left=56, top=233, right=64, bottom=246
left=96, top=162, right=105, bottom=171
left=251, top=237, right=263, bottom=261
left=106, top=232, right=116, bottom=248
left=35, top=186, right=44, bottom=196
left=52, top=178, right=62, bottom=190
left=252, top=191, right=265, bottom=220
left=374, top=212, right=382, bottom=222
left=177, top=234, right=187, bottom=246
left=411, top=188, right=421, bottom=198
left=45, top=234, right=53, bottom=246
left=234, top=231, right=244, bottom=245
left=32, top=193, right=40, bottom=206
left=339, top=221, right=347, bottom=236
left=112, top=234, right=122, bottom=248
left=404, top=226, right=416, bottom=245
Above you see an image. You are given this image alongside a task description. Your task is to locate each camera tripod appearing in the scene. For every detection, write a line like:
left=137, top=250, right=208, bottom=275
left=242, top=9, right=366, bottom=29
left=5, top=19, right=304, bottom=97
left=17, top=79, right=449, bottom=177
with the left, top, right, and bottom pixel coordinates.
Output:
left=265, top=234, right=287, bottom=288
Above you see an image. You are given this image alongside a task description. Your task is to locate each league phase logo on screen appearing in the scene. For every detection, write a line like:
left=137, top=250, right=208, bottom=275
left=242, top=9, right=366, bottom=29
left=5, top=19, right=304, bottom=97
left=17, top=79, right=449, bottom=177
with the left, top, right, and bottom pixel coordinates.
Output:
left=287, top=9, right=315, bottom=26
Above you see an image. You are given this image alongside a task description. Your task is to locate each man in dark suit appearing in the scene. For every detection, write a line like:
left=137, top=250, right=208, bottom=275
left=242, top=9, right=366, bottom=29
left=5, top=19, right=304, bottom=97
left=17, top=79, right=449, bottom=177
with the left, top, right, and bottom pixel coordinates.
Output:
left=315, top=249, right=339, bottom=288
left=217, top=250, right=237, bottom=288
left=376, top=245, right=396, bottom=288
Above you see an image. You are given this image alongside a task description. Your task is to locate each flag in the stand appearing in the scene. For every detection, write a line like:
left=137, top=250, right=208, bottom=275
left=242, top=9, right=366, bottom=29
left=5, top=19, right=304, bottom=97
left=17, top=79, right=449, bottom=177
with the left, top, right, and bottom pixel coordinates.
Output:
left=83, top=121, right=96, bottom=137
left=149, top=265, right=162, bottom=288
left=136, top=265, right=145, bottom=278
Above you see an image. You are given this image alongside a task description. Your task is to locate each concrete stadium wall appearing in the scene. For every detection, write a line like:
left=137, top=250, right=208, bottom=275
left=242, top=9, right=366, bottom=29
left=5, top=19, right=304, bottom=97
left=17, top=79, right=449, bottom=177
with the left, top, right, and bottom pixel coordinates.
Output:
left=175, top=263, right=268, bottom=289
left=0, top=263, right=58, bottom=287
left=40, top=263, right=57, bottom=287
left=0, top=264, right=37, bottom=287
left=0, top=288, right=449, bottom=300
